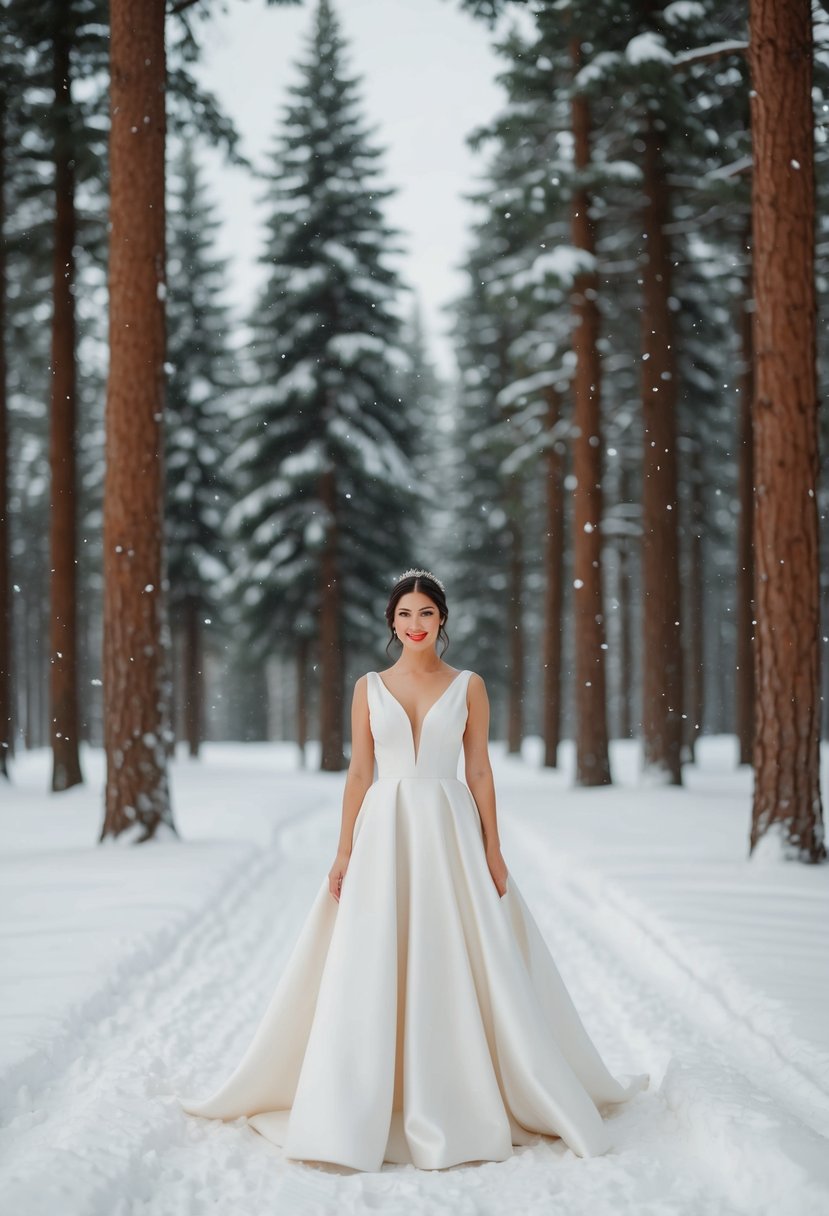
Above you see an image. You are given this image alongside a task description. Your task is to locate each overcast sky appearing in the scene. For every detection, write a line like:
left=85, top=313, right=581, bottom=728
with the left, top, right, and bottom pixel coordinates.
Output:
left=191, top=0, right=519, bottom=380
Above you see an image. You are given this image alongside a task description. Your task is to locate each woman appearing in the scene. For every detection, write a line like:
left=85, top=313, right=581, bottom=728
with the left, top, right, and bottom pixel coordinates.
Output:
left=178, top=569, right=648, bottom=1171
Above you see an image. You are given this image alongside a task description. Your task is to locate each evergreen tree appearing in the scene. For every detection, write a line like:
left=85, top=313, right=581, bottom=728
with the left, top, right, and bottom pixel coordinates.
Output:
left=398, top=299, right=445, bottom=502
left=748, top=0, right=825, bottom=862
left=165, top=137, right=234, bottom=757
left=227, top=0, right=418, bottom=770
left=2, top=0, right=254, bottom=793
left=6, top=0, right=109, bottom=792
left=0, top=8, right=35, bottom=775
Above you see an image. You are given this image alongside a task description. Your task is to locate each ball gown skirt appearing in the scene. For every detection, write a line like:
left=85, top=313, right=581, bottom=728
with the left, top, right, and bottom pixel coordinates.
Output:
left=177, top=669, right=649, bottom=1172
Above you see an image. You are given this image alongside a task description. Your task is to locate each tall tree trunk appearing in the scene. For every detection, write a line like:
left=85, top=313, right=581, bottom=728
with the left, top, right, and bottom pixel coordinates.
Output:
left=736, top=239, right=755, bottom=765
left=506, top=507, right=523, bottom=754
left=822, top=579, right=829, bottom=742
left=49, top=16, right=82, bottom=791
left=617, top=460, right=635, bottom=741
left=296, top=632, right=309, bottom=768
left=541, top=385, right=564, bottom=767
left=318, top=465, right=344, bottom=769
left=0, top=93, right=11, bottom=778
left=100, top=0, right=175, bottom=842
left=23, top=588, right=33, bottom=750
left=183, top=594, right=202, bottom=757
left=618, top=538, right=634, bottom=740
left=570, top=40, right=611, bottom=786
left=748, top=0, right=825, bottom=861
left=640, top=112, right=683, bottom=784
left=685, top=439, right=704, bottom=760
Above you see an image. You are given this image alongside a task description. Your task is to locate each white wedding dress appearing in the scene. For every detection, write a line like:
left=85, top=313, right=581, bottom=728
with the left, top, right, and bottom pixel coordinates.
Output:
left=178, top=668, right=648, bottom=1171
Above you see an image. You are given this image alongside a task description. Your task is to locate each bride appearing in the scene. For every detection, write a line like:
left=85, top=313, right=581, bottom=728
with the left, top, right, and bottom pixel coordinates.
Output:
left=178, top=568, right=648, bottom=1171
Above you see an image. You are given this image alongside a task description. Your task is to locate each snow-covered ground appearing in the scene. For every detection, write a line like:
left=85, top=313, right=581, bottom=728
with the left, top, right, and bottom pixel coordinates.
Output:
left=1, top=736, right=828, bottom=1215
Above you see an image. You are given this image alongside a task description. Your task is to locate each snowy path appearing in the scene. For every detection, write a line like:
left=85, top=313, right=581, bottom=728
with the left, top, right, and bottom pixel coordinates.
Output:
left=505, top=820, right=829, bottom=1216
left=5, top=783, right=826, bottom=1215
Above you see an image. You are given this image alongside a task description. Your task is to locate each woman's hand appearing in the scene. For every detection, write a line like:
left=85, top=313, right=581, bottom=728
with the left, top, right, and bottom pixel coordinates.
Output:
left=486, top=842, right=508, bottom=898
left=328, top=849, right=351, bottom=902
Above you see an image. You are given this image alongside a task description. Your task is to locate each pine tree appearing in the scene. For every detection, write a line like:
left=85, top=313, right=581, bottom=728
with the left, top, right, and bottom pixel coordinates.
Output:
left=748, top=0, right=825, bottom=862
left=458, top=0, right=753, bottom=776
left=165, top=137, right=234, bottom=757
left=6, top=0, right=109, bottom=791
left=0, top=10, right=31, bottom=776
left=448, top=148, right=548, bottom=748
left=227, top=0, right=418, bottom=770
left=453, top=9, right=624, bottom=765
left=100, top=0, right=173, bottom=842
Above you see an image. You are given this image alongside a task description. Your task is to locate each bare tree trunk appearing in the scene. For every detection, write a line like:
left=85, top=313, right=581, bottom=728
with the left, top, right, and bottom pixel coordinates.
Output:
left=100, top=0, right=175, bottom=841
left=49, top=16, right=83, bottom=791
left=748, top=0, right=824, bottom=861
left=684, top=439, right=704, bottom=760
left=570, top=41, right=611, bottom=786
left=736, top=239, right=755, bottom=765
left=640, top=113, right=683, bottom=784
left=0, top=94, right=10, bottom=778
left=506, top=510, right=523, bottom=754
left=822, top=579, right=829, bottom=742
left=541, top=386, right=565, bottom=767
left=618, top=538, right=634, bottom=740
left=616, top=460, right=636, bottom=741
left=183, top=594, right=202, bottom=757
left=318, top=466, right=344, bottom=769
left=296, top=632, right=309, bottom=768
left=23, top=589, right=33, bottom=750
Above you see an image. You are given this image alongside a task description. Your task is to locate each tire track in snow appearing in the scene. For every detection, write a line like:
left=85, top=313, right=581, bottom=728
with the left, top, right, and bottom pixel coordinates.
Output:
left=506, top=820, right=829, bottom=1216
left=0, top=804, right=330, bottom=1216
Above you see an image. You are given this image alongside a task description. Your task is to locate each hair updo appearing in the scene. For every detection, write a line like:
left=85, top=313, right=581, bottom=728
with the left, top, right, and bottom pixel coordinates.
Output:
left=384, top=573, right=450, bottom=657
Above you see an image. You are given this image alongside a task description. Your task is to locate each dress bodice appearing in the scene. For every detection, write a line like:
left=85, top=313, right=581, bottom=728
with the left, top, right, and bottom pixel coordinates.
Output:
left=367, top=669, right=472, bottom=780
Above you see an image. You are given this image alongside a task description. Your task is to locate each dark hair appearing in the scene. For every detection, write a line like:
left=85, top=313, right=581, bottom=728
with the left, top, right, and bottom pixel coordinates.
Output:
left=385, top=575, right=450, bottom=657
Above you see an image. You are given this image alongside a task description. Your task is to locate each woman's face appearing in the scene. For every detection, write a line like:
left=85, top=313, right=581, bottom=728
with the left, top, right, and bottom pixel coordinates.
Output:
left=394, top=591, right=442, bottom=651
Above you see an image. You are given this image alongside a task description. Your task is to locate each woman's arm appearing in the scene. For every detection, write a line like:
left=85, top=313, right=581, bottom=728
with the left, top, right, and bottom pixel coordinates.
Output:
left=329, top=674, right=375, bottom=901
left=463, top=673, right=509, bottom=895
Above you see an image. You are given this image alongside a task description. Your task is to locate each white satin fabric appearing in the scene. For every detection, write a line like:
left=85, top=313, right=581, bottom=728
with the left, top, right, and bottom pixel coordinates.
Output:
left=178, top=668, right=648, bottom=1171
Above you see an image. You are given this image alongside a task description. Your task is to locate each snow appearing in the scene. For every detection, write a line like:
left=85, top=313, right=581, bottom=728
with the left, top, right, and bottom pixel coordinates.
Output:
left=269, top=358, right=319, bottom=406
left=662, top=1, right=706, bottom=23
left=672, top=40, right=749, bottom=67
left=515, top=245, right=596, bottom=291
left=1, top=736, right=828, bottom=1214
left=573, top=51, right=620, bottom=91
left=625, top=32, right=674, bottom=67
left=327, top=331, right=385, bottom=362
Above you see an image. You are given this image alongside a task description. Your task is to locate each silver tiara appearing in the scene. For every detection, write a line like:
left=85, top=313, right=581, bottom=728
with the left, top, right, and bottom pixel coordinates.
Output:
left=395, top=568, right=445, bottom=592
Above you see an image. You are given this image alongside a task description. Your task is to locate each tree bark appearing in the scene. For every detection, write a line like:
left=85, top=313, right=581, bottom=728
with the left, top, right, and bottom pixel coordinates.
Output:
left=100, top=0, right=175, bottom=841
left=296, top=632, right=309, bottom=768
left=0, top=92, right=11, bottom=778
left=748, top=0, right=825, bottom=861
left=570, top=40, right=611, bottom=786
left=183, top=594, right=202, bottom=757
left=736, top=239, right=755, bottom=765
left=506, top=508, right=523, bottom=754
left=541, top=386, right=564, bottom=767
left=618, top=539, right=634, bottom=740
left=640, top=112, right=683, bottom=784
left=49, top=15, right=83, bottom=791
left=617, top=459, right=635, bottom=741
left=684, top=438, right=704, bottom=760
left=318, top=465, right=344, bottom=769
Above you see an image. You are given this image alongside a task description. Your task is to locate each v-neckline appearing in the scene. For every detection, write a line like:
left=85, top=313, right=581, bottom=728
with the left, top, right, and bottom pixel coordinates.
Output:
left=374, top=669, right=467, bottom=765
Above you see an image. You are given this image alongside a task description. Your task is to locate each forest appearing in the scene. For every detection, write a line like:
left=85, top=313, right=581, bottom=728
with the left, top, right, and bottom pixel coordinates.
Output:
left=0, top=0, right=826, bottom=863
